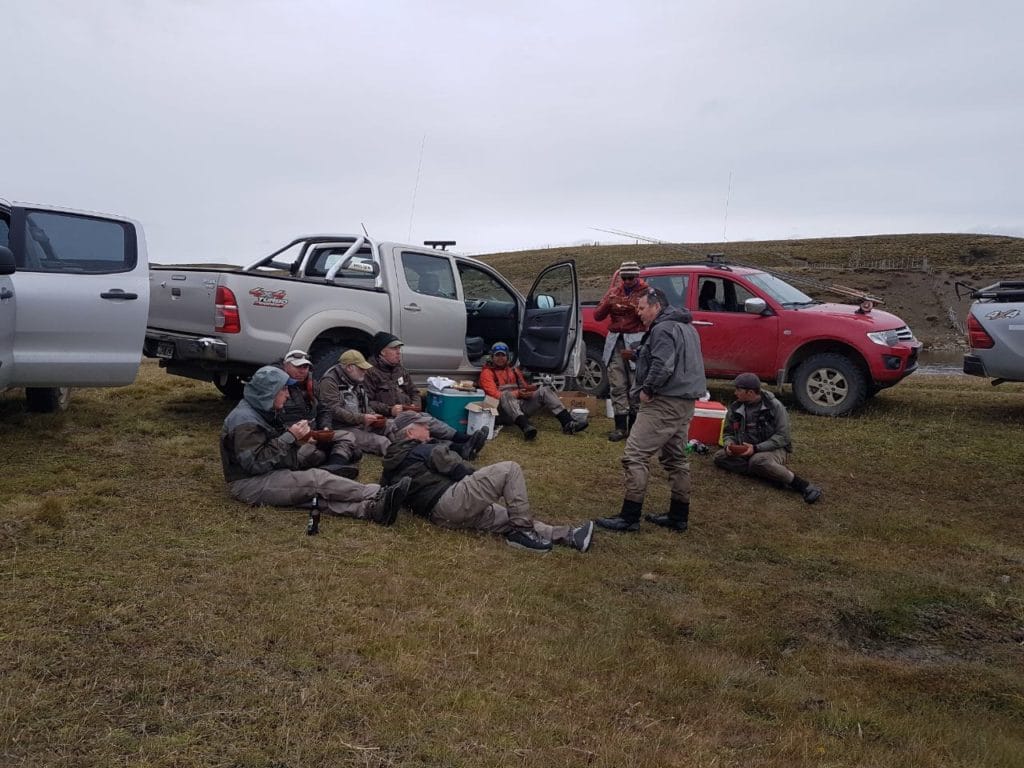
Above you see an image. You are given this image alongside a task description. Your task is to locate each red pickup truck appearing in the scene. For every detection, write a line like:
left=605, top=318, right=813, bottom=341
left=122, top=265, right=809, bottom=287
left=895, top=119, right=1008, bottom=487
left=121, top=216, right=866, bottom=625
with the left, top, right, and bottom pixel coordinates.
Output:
left=579, top=261, right=921, bottom=416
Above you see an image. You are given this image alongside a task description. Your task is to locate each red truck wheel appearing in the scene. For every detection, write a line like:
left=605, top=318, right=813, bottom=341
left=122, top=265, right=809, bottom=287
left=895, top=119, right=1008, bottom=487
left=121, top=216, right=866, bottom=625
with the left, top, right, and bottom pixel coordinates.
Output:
left=792, top=353, right=866, bottom=416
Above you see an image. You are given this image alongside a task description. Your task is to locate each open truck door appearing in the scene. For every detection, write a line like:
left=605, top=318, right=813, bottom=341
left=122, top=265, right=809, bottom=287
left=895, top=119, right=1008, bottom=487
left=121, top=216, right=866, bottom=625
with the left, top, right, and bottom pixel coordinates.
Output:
left=517, top=259, right=580, bottom=374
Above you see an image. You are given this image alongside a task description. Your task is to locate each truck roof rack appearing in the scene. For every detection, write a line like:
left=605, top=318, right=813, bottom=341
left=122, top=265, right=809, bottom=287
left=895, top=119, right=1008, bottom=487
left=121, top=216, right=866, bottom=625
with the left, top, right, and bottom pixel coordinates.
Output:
left=424, top=240, right=456, bottom=251
left=956, top=280, right=1024, bottom=302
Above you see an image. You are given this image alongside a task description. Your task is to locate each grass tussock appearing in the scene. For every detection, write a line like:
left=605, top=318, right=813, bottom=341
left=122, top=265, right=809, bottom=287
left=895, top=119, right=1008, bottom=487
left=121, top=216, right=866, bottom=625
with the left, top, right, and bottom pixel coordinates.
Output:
left=1, top=363, right=1023, bottom=766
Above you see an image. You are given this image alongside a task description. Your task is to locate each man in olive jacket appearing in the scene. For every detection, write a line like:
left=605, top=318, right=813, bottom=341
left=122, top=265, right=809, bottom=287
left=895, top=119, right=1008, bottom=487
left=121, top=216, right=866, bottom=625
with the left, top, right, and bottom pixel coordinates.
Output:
left=597, top=287, right=707, bottom=533
left=381, top=413, right=594, bottom=553
left=713, top=372, right=822, bottom=503
left=220, top=366, right=409, bottom=524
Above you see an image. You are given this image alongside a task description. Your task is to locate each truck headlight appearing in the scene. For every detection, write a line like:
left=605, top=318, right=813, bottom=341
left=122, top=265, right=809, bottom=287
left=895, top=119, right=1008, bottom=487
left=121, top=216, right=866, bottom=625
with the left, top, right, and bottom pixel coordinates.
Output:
left=867, top=330, right=901, bottom=347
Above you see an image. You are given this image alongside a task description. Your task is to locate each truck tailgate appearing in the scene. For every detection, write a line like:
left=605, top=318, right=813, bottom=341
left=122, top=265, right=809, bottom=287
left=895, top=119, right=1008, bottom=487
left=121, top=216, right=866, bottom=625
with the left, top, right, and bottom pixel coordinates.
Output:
left=148, top=267, right=222, bottom=335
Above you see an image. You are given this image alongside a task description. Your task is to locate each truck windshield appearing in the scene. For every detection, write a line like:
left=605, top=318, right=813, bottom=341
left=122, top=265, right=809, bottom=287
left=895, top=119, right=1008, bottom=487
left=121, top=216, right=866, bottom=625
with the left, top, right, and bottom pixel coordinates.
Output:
left=746, top=272, right=815, bottom=307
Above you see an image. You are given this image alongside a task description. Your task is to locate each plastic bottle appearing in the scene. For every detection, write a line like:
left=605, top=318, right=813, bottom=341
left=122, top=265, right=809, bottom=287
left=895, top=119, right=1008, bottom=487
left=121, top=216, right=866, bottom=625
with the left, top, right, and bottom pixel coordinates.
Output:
left=306, top=495, right=320, bottom=536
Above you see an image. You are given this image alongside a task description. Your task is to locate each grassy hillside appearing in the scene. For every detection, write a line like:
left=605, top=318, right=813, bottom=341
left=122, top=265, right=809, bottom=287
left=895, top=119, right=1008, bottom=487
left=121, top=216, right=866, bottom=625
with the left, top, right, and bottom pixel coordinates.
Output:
left=2, top=365, right=1023, bottom=766
left=478, top=233, right=1024, bottom=350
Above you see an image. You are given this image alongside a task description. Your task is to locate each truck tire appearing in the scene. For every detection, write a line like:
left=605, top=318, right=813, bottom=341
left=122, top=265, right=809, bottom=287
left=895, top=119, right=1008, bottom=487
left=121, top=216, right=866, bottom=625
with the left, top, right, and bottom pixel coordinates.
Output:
left=574, top=342, right=608, bottom=397
left=213, top=374, right=245, bottom=401
left=312, top=344, right=347, bottom=382
left=25, top=387, right=71, bottom=413
left=792, top=353, right=866, bottom=416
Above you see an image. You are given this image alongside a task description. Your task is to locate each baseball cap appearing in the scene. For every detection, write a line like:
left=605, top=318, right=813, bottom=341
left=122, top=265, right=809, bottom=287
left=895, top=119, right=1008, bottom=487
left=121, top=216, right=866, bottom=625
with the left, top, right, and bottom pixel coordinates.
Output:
left=283, top=349, right=312, bottom=367
left=339, top=349, right=372, bottom=369
left=391, top=411, right=432, bottom=433
left=733, top=372, right=762, bottom=390
left=490, top=342, right=510, bottom=355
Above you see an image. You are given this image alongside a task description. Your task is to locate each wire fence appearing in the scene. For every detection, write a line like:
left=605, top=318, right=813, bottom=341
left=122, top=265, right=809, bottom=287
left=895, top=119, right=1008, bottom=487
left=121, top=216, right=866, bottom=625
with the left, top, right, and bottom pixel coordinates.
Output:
left=815, top=255, right=931, bottom=272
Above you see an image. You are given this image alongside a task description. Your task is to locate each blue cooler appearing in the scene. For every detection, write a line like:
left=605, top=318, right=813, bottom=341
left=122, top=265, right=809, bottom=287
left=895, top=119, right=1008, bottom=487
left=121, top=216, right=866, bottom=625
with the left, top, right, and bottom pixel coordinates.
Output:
left=425, top=386, right=485, bottom=431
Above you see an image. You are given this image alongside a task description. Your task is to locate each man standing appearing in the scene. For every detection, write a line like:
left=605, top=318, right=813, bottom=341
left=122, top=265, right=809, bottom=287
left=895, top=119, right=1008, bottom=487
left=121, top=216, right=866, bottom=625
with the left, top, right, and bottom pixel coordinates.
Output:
left=593, top=261, right=649, bottom=441
left=713, top=373, right=822, bottom=503
left=220, top=366, right=410, bottom=525
left=596, top=287, right=707, bottom=533
left=363, top=332, right=487, bottom=459
left=381, top=414, right=593, bottom=553
left=478, top=341, right=587, bottom=440
left=274, top=348, right=361, bottom=477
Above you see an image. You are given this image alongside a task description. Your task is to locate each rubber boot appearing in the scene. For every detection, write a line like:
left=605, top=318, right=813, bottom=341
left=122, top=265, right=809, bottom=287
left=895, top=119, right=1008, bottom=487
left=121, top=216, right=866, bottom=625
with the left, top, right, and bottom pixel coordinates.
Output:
left=595, top=498, right=643, bottom=532
left=515, top=415, right=538, bottom=441
left=556, top=409, right=588, bottom=434
left=626, top=409, right=638, bottom=435
left=646, top=498, right=689, bottom=532
left=607, top=414, right=628, bottom=442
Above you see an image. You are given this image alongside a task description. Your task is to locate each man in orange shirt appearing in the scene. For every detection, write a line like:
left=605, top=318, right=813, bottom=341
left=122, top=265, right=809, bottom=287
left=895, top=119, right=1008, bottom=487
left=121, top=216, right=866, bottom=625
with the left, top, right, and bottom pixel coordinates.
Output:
left=478, top=342, right=587, bottom=440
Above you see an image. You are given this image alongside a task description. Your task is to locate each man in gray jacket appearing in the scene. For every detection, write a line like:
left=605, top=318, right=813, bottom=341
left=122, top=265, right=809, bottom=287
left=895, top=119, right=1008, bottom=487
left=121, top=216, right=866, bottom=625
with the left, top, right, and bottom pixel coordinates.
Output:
left=713, top=372, right=822, bottom=503
left=597, top=287, right=707, bottom=533
left=220, top=366, right=410, bottom=525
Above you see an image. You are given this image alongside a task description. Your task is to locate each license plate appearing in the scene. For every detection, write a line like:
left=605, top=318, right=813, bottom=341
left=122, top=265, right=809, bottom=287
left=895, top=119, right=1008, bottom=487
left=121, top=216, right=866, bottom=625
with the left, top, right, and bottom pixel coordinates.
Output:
left=156, top=341, right=175, bottom=359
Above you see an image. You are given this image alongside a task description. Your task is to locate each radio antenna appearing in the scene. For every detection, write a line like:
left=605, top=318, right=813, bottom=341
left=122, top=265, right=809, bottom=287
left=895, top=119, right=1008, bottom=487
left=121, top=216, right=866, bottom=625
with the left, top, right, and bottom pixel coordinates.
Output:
left=407, top=133, right=427, bottom=242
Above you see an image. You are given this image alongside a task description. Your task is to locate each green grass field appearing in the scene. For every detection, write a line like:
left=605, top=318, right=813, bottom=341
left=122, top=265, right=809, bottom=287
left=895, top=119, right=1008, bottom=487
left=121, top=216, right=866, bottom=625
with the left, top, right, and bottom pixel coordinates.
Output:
left=2, top=365, right=1022, bottom=767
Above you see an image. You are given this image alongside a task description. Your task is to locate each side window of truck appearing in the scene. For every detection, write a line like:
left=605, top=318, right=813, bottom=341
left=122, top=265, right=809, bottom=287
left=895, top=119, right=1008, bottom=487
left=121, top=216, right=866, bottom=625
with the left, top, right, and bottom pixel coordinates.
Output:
left=458, top=264, right=516, bottom=304
left=696, top=276, right=755, bottom=313
left=644, top=275, right=688, bottom=310
left=0, top=215, right=9, bottom=249
left=402, top=252, right=457, bottom=300
left=18, top=211, right=134, bottom=274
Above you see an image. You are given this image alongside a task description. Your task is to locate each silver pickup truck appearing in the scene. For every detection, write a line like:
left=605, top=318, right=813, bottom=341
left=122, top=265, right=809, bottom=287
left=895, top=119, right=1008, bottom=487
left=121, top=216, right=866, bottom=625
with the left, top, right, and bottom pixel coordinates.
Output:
left=145, top=234, right=581, bottom=397
left=1, top=199, right=149, bottom=412
left=960, top=280, right=1024, bottom=384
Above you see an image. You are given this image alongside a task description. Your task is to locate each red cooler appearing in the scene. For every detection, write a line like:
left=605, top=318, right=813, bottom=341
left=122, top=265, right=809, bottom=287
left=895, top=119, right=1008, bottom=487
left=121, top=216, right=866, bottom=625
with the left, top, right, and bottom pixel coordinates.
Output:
left=688, top=400, right=727, bottom=446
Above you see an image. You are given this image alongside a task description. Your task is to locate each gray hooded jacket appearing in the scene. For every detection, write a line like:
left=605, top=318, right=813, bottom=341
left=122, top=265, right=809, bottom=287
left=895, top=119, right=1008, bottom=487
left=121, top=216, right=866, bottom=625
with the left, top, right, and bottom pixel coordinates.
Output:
left=220, top=366, right=303, bottom=482
left=631, top=307, right=707, bottom=400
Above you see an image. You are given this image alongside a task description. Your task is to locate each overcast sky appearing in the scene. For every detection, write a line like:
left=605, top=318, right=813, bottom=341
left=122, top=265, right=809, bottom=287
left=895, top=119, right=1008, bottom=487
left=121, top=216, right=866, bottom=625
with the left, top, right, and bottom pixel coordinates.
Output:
left=3, top=1, right=1022, bottom=264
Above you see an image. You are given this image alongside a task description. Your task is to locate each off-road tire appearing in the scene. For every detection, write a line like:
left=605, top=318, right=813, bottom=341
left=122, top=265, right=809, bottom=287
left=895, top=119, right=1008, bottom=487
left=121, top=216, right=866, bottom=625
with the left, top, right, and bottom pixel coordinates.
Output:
left=574, top=341, right=609, bottom=397
left=792, top=353, right=866, bottom=417
left=25, top=386, right=71, bottom=413
left=213, top=374, right=245, bottom=401
left=311, top=344, right=348, bottom=382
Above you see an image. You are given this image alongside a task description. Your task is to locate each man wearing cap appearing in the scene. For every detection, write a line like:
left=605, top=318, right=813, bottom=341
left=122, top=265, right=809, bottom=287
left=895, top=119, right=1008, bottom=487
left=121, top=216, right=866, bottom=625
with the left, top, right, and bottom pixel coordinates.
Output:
left=220, top=365, right=411, bottom=525
left=382, top=414, right=594, bottom=553
left=714, top=373, right=823, bottom=503
left=596, top=287, right=707, bottom=533
left=317, top=349, right=392, bottom=456
left=328, top=344, right=487, bottom=459
left=273, top=349, right=361, bottom=477
left=478, top=341, right=587, bottom=440
left=593, top=262, right=649, bottom=442
left=364, top=332, right=421, bottom=417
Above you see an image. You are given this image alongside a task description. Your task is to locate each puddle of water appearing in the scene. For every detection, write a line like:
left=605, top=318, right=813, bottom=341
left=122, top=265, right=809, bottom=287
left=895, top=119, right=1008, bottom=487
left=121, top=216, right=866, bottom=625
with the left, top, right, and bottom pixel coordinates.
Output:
left=916, top=348, right=966, bottom=375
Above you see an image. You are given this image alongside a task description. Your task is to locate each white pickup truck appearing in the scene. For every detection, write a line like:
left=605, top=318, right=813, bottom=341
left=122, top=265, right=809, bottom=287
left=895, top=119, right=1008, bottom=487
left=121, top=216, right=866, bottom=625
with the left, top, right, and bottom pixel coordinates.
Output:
left=145, top=234, right=581, bottom=397
left=1, top=199, right=149, bottom=412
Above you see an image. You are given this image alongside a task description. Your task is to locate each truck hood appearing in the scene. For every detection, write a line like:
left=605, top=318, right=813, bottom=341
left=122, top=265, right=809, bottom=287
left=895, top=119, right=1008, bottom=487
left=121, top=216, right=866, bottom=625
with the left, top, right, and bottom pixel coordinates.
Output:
left=793, top=302, right=910, bottom=331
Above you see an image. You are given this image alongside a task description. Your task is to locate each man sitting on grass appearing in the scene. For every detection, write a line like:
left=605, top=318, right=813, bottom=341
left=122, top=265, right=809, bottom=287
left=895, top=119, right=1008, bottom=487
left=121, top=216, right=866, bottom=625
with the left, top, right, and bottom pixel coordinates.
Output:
left=381, top=413, right=594, bottom=553
left=713, top=372, right=823, bottom=503
left=220, top=365, right=410, bottom=525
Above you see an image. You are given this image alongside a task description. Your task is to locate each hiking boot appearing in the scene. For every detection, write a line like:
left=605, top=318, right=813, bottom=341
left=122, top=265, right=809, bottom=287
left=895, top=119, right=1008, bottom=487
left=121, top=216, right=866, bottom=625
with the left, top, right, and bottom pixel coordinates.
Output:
left=515, top=415, right=538, bottom=441
left=556, top=410, right=589, bottom=435
left=462, top=427, right=489, bottom=459
left=644, top=514, right=688, bottom=532
left=595, top=516, right=640, bottom=532
left=369, top=477, right=411, bottom=526
left=505, top=528, right=552, bottom=552
left=568, top=520, right=594, bottom=552
left=803, top=484, right=823, bottom=504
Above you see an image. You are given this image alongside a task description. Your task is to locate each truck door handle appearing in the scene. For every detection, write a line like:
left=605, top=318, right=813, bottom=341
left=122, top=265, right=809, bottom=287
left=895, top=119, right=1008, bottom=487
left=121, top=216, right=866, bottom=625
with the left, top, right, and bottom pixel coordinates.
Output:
left=0, top=288, right=12, bottom=300
left=402, top=303, right=422, bottom=312
left=692, top=320, right=713, bottom=326
left=101, top=289, right=139, bottom=300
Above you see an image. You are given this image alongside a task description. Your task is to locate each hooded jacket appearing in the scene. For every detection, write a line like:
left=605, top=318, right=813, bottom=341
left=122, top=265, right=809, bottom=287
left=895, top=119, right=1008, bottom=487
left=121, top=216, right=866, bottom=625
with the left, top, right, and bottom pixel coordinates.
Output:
left=722, top=391, right=793, bottom=454
left=381, top=438, right=474, bottom=517
left=220, top=366, right=304, bottom=482
left=632, top=307, right=707, bottom=400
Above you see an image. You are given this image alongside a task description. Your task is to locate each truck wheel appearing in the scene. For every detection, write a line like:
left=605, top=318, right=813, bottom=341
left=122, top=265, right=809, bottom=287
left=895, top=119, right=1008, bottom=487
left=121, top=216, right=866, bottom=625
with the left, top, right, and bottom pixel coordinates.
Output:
left=312, top=345, right=347, bottom=381
left=793, top=353, right=866, bottom=416
left=213, top=375, right=245, bottom=401
left=574, top=342, right=608, bottom=397
left=25, top=387, right=71, bottom=413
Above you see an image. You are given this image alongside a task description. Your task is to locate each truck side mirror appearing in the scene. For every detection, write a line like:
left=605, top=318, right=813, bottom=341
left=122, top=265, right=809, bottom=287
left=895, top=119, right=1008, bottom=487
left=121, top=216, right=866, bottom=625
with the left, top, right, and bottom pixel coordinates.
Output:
left=534, top=294, right=555, bottom=309
left=0, top=246, right=15, bottom=276
left=744, top=297, right=768, bottom=315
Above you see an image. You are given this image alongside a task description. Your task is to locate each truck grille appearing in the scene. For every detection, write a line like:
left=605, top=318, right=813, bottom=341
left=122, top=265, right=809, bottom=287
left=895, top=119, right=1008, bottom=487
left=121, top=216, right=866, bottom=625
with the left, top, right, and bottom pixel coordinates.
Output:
left=894, top=325, right=915, bottom=342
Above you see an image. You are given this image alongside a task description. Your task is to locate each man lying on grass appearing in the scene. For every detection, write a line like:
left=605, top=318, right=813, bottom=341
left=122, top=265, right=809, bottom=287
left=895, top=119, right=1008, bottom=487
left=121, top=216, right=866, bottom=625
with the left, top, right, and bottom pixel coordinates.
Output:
left=713, top=372, right=823, bottom=503
left=220, top=365, right=411, bottom=525
left=381, top=412, right=594, bottom=553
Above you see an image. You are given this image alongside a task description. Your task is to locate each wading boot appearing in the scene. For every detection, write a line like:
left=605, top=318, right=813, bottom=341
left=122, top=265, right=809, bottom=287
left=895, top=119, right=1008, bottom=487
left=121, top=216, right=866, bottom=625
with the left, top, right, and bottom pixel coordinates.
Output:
left=595, top=499, right=643, bottom=532
left=645, top=498, right=689, bottom=532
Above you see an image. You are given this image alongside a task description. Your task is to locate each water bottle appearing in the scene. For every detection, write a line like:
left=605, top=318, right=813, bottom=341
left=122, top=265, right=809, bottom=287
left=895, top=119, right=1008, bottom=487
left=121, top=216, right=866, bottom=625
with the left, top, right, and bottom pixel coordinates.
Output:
left=306, top=495, right=320, bottom=536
